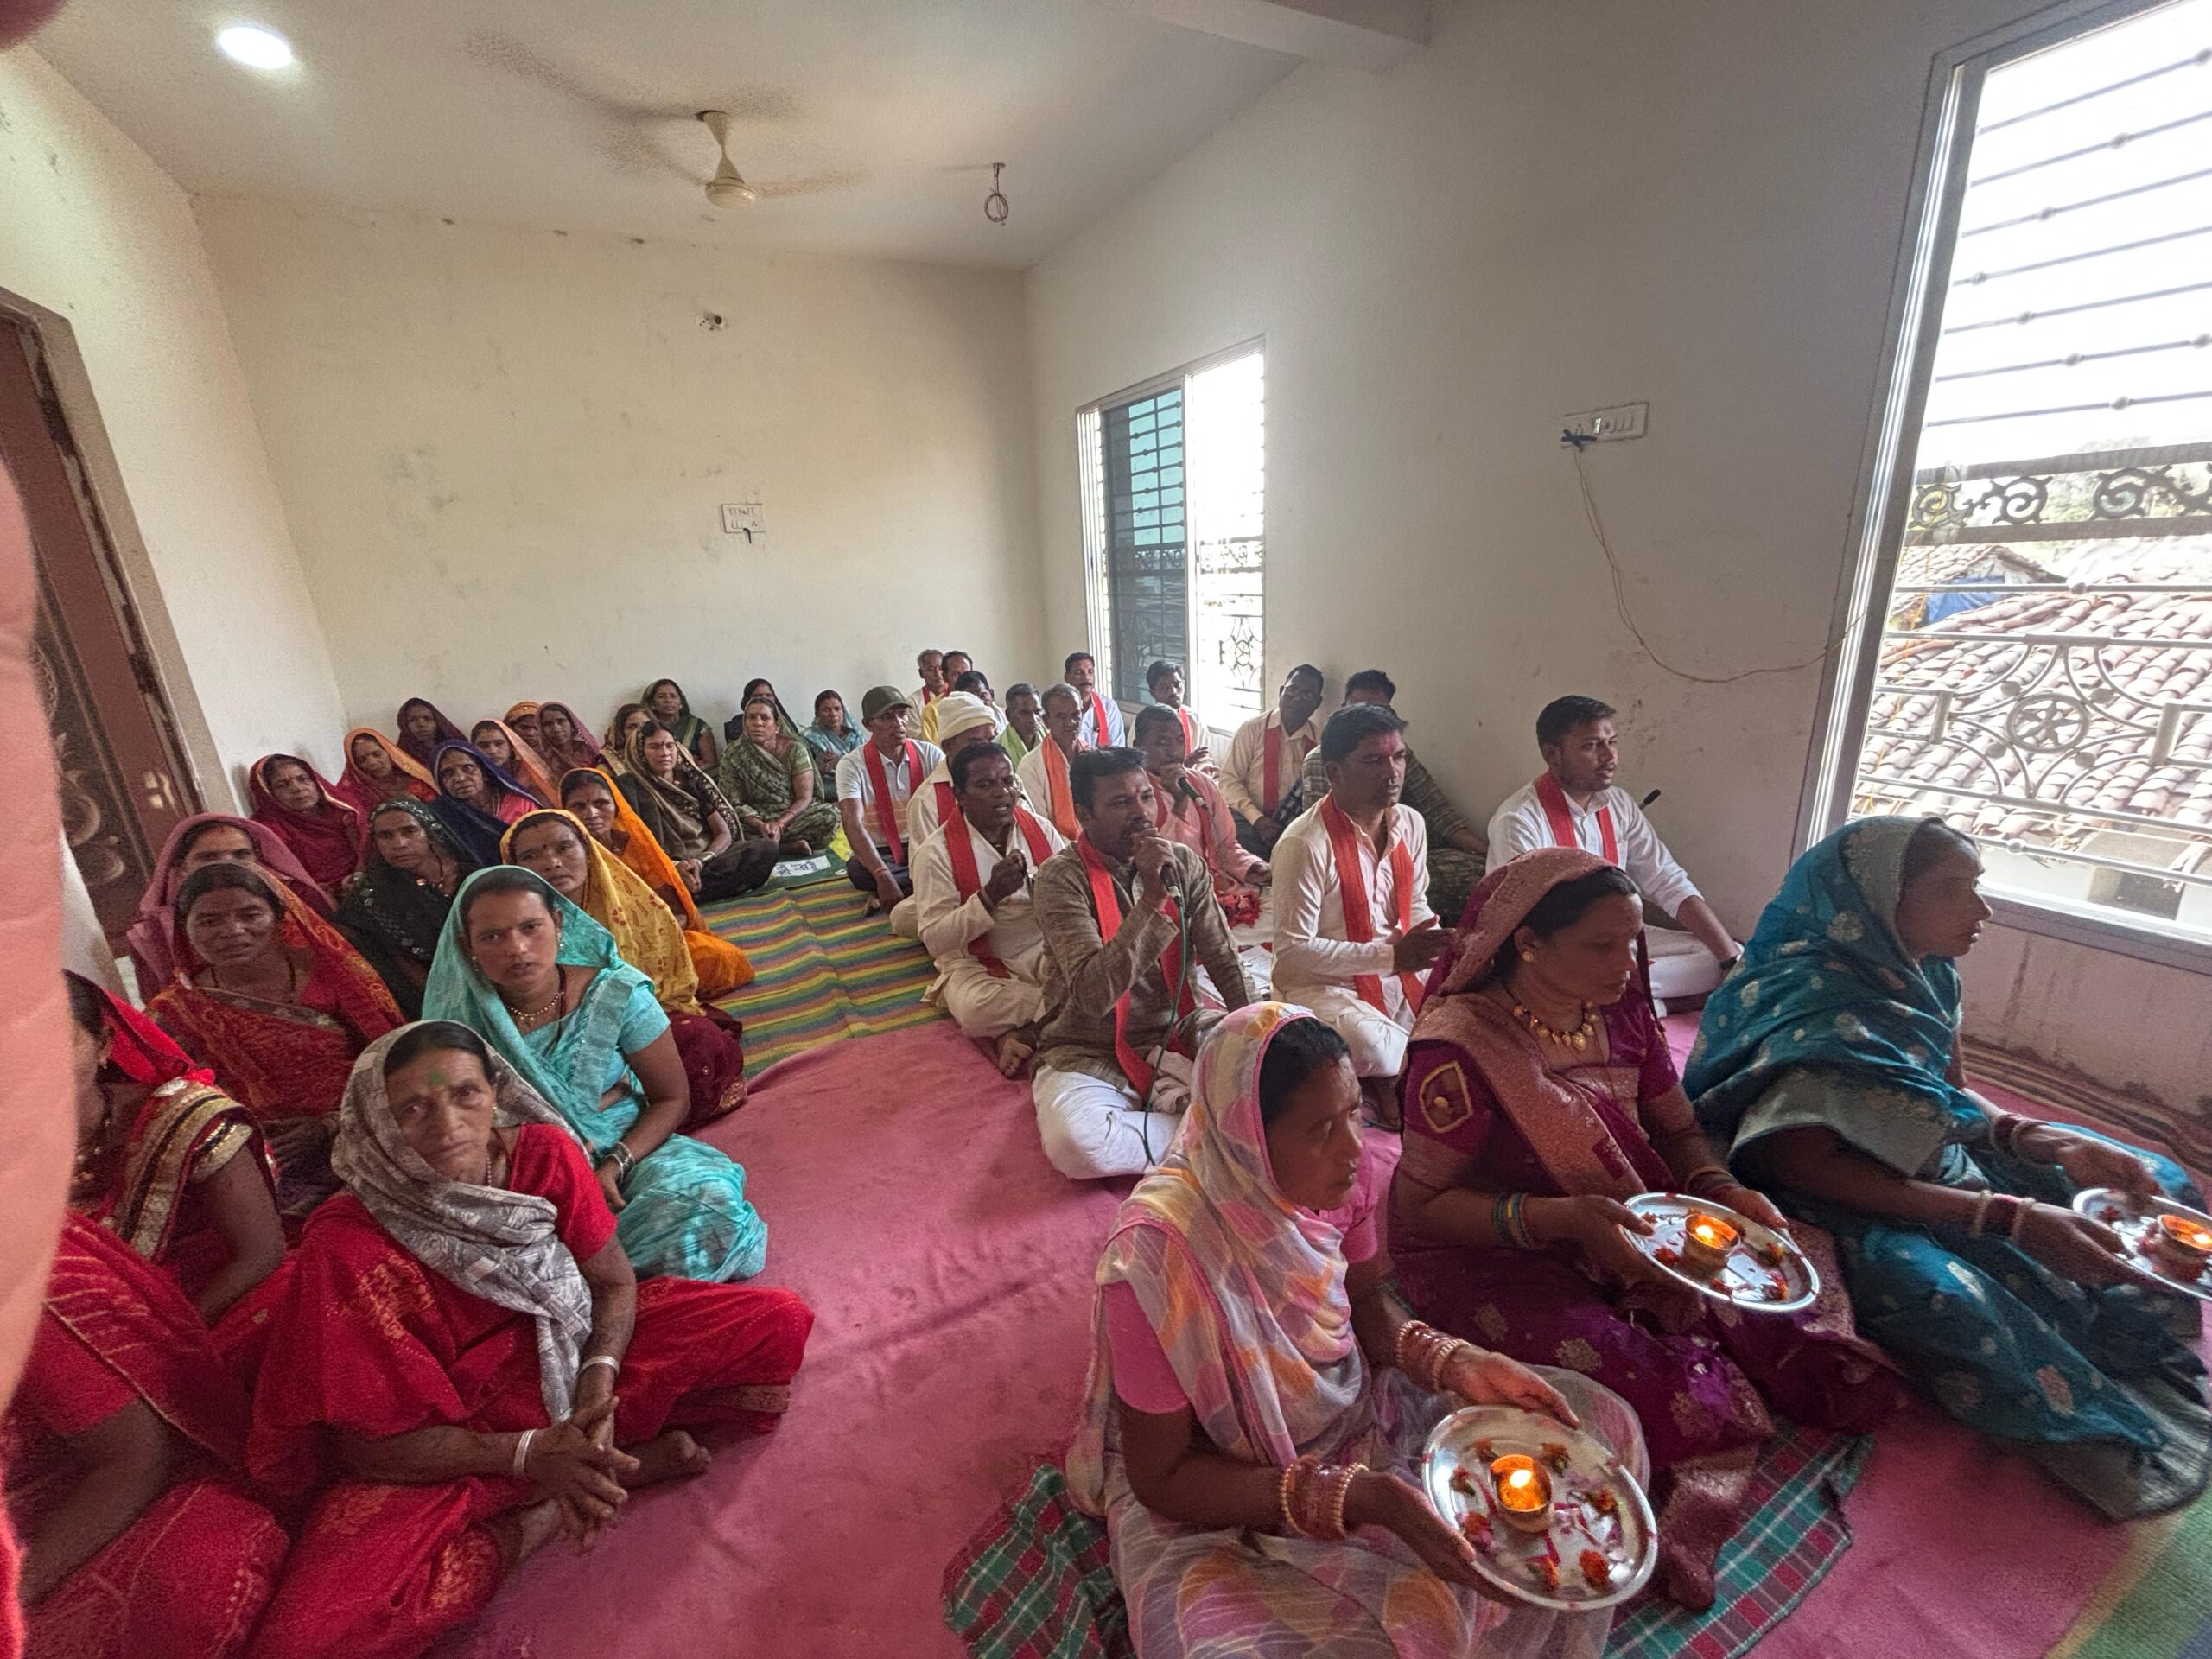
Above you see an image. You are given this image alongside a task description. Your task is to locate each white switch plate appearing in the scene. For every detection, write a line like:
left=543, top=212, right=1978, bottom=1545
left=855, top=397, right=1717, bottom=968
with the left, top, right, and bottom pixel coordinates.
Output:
left=1562, top=402, right=1649, bottom=444
left=721, top=501, right=765, bottom=544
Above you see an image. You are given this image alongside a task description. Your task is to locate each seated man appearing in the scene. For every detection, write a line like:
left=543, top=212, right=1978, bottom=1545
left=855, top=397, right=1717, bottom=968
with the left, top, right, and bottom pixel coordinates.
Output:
left=1016, top=681, right=1088, bottom=838
left=1031, top=748, right=1252, bottom=1179
left=998, top=681, right=1044, bottom=768
left=912, top=647, right=947, bottom=714
left=906, top=691, right=1003, bottom=851
left=1272, top=703, right=1448, bottom=1085
left=1487, top=694, right=1739, bottom=1007
left=836, top=685, right=944, bottom=914
left=912, top=743, right=1066, bottom=1077
left=1300, top=668, right=1487, bottom=921
left=1143, top=658, right=1211, bottom=766
left=1222, top=663, right=1325, bottom=856
left=920, top=650, right=978, bottom=742
left=1132, top=702, right=1266, bottom=930
left=1064, top=650, right=1126, bottom=747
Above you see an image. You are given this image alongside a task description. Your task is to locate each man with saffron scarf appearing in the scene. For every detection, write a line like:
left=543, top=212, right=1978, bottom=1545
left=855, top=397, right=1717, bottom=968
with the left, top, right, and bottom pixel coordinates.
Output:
left=836, top=686, right=944, bottom=915
left=1063, top=651, right=1126, bottom=748
left=1487, top=695, right=1739, bottom=1011
left=1014, top=682, right=1087, bottom=841
left=904, top=691, right=1001, bottom=853
left=1222, top=663, right=1325, bottom=856
left=1030, top=748, right=1251, bottom=1180
left=912, top=744, right=1065, bottom=1078
left=1271, top=704, right=1448, bottom=1088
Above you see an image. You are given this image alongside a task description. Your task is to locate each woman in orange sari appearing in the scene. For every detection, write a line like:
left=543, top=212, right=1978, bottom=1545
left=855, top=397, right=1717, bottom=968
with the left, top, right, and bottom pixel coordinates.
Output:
left=469, top=718, right=560, bottom=806
left=64, top=974, right=283, bottom=1322
left=559, top=766, right=753, bottom=1000
left=149, top=863, right=404, bottom=1218
left=6, top=1212, right=288, bottom=1659
left=505, top=808, right=749, bottom=1130
left=334, top=728, right=438, bottom=820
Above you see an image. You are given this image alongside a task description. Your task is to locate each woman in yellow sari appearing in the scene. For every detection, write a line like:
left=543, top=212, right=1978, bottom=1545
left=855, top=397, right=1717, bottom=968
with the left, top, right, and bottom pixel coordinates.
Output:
left=558, top=766, right=753, bottom=1001
left=505, top=806, right=749, bottom=1131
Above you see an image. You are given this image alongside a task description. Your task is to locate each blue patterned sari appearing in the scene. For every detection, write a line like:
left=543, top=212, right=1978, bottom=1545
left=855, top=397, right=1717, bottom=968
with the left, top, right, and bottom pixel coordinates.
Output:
left=1686, top=816, right=2207, bottom=1518
left=423, top=868, right=767, bottom=1283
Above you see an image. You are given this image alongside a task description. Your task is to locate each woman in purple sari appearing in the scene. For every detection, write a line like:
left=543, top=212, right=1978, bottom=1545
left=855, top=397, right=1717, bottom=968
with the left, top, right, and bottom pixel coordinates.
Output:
left=1389, top=849, right=1903, bottom=1608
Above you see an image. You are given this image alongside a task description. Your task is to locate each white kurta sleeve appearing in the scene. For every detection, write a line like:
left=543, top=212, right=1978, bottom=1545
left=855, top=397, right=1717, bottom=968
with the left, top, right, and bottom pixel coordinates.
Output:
left=1271, top=823, right=1395, bottom=986
left=1611, top=795, right=1701, bottom=913
left=1484, top=788, right=1549, bottom=872
left=1219, top=715, right=1268, bottom=822
left=912, top=830, right=998, bottom=962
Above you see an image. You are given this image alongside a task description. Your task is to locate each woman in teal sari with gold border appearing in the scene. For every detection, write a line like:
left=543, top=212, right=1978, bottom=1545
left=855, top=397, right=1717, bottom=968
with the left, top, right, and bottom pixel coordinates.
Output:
left=1688, top=815, right=2209, bottom=1519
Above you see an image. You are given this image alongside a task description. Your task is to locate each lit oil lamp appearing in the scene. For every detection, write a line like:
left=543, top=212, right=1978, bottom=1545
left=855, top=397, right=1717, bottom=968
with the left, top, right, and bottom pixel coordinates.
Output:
left=1490, top=1453, right=1554, bottom=1535
left=1679, top=1211, right=1740, bottom=1274
left=2152, top=1213, right=2212, bottom=1279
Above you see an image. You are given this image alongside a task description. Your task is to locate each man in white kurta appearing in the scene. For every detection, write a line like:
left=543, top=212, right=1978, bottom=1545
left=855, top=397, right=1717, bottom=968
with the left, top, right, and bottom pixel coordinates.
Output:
left=1016, top=683, right=1088, bottom=842
left=1064, top=651, right=1127, bottom=747
left=906, top=691, right=1002, bottom=852
left=912, top=742, right=1066, bottom=1076
left=1486, top=694, right=1741, bottom=1007
left=1222, top=663, right=1326, bottom=856
left=835, top=685, right=944, bottom=921
left=1271, top=703, right=1449, bottom=1080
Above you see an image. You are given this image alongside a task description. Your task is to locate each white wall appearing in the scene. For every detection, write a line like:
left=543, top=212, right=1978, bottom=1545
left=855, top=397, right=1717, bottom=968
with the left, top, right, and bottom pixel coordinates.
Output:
left=194, top=199, right=1044, bottom=747
left=0, top=48, right=342, bottom=794
left=1024, top=0, right=2212, bottom=1110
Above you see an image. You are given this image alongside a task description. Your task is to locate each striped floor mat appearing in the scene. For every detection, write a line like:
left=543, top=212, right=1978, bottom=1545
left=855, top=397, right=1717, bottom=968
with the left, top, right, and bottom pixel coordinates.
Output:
left=702, top=878, right=944, bottom=1071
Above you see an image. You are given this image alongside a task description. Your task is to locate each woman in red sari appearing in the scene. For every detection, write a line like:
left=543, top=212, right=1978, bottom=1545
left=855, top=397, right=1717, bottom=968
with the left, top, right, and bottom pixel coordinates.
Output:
left=247, top=1022, right=813, bottom=1659
left=5, top=1212, right=289, bottom=1659
left=149, top=862, right=403, bottom=1218
left=1391, top=849, right=1903, bottom=1608
left=64, top=973, right=283, bottom=1322
left=124, top=814, right=337, bottom=990
left=249, top=753, right=365, bottom=891
left=334, top=728, right=438, bottom=820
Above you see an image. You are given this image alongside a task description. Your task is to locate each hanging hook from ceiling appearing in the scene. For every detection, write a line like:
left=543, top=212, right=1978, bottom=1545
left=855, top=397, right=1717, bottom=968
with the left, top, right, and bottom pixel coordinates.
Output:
left=984, top=162, right=1010, bottom=226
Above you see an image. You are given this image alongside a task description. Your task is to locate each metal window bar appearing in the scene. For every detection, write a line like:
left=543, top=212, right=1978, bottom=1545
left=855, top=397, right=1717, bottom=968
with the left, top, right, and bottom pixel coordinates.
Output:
left=1951, top=219, right=2212, bottom=286
left=1923, top=387, right=2212, bottom=428
left=1954, top=830, right=2212, bottom=889
left=1967, top=104, right=2212, bottom=188
left=1935, top=336, right=2212, bottom=383
left=1978, top=45, right=2212, bottom=131
left=1943, top=276, right=2212, bottom=334
left=1960, top=162, right=2212, bottom=236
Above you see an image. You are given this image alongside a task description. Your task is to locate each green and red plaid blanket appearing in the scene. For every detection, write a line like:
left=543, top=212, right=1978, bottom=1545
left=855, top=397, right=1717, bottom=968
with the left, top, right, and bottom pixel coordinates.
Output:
left=942, top=1425, right=1869, bottom=1659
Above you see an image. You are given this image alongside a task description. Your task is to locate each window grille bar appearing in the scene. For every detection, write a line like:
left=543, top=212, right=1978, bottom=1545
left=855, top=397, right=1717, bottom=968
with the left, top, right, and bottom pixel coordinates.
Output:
left=1951, top=219, right=2212, bottom=286
left=1978, top=47, right=2212, bottom=133
left=1943, top=276, right=2212, bottom=335
left=1934, top=335, right=2210, bottom=382
left=1922, top=385, right=2212, bottom=427
left=1967, top=105, right=2212, bottom=188
left=1961, top=163, right=2212, bottom=236
left=1853, top=775, right=2210, bottom=840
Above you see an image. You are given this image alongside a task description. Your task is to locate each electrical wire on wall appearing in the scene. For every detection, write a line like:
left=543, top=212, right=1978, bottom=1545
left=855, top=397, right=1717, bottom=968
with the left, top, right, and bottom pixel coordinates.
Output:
left=1566, top=440, right=1872, bottom=687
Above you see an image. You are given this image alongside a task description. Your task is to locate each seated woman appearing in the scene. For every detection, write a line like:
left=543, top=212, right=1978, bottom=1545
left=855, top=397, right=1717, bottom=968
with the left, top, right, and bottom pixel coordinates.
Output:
left=505, top=809, right=748, bottom=1131
left=396, top=696, right=465, bottom=770
left=125, top=814, right=337, bottom=995
left=424, top=867, right=768, bottom=1281
left=619, top=721, right=779, bottom=902
left=65, top=973, right=284, bottom=1323
left=1393, top=849, right=1901, bottom=1606
left=723, top=677, right=803, bottom=745
left=337, top=798, right=477, bottom=1018
left=6, top=1211, right=289, bottom=1659
left=504, top=701, right=544, bottom=752
left=643, top=677, right=718, bottom=767
left=532, top=700, right=605, bottom=779
left=245, top=1022, right=813, bottom=1659
left=249, top=753, right=365, bottom=892
left=469, top=717, right=559, bottom=806
left=1065, top=1004, right=1648, bottom=1659
left=715, top=697, right=841, bottom=855
left=1688, top=816, right=2210, bottom=1520
left=561, top=767, right=753, bottom=1001
left=801, top=687, right=861, bottom=792
left=432, top=739, right=546, bottom=865
left=149, top=863, right=404, bottom=1219
left=334, top=727, right=438, bottom=819
left=602, top=701, right=651, bottom=772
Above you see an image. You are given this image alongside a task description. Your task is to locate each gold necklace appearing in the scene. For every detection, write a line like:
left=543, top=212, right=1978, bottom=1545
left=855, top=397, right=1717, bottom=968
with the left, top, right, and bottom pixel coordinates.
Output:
left=504, top=978, right=564, bottom=1032
left=1512, top=997, right=1599, bottom=1052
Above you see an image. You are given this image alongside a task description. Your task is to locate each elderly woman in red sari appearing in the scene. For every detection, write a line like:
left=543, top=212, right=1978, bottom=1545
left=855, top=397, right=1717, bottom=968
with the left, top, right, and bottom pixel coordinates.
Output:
left=249, top=753, right=365, bottom=891
left=149, top=862, right=404, bottom=1219
left=125, top=813, right=337, bottom=990
left=64, top=974, right=283, bottom=1323
left=245, top=1022, right=813, bottom=1659
left=1062, top=1003, right=1648, bottom=1659
left=1391, top=849, right=1902, bottom=1608
left=6, top=1211, right=289, bottom=1659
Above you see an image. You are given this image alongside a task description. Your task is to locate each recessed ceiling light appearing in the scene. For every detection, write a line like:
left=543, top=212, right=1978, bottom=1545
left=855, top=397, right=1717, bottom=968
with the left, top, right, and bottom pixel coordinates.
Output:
left=216, top=23, right=293, bottom=69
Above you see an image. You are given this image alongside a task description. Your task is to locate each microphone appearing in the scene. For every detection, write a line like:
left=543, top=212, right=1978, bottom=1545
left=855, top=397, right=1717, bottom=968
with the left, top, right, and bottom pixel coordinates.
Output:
left=1642, top=789, right=1662, bottom=809
left=1175, top=772, right=1202, bottom=805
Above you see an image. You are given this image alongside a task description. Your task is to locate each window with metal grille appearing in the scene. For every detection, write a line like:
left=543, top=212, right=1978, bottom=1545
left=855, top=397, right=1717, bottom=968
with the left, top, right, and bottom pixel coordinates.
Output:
left=1078, top=346, right=1266, bottom=729
left=1822, top=0, right=2212, bottom=958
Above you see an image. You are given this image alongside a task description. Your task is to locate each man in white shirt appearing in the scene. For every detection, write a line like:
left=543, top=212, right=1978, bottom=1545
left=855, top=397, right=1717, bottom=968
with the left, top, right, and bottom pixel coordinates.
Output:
left=835, top=685, right=944, bottom=914
left=912, top=742, right=1066, bottom=1077
left=906, top=691, right=1003, bottom=851
left=1144, top=659, right=1211, bottom=767
left=1271, top=703, right=1448, bottom=1083
left=1486, top=695, right=1741, bottom=1006
left=919, top=651, right=979, bottom=743
left=1222, top=663, right=1325, bottom=856
left=1064, top=651, right=1126, bottom=747
left=1016, top=682, right=1087, bottom=841
left=912, top=649, right=947, bottom=713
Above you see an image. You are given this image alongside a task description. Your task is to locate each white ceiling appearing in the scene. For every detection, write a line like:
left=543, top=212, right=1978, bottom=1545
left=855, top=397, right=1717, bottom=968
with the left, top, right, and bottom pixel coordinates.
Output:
left=29, top=0, right=1306, bottom=269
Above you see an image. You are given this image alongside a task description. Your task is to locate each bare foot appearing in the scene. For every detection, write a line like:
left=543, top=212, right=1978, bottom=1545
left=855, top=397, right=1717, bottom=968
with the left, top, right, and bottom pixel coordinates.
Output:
left=623, top=1428, right=714, bottom=1488
left=486, top=1497, right=567, bottom=1568
left=995, top=1031, right=1036, bottom=1078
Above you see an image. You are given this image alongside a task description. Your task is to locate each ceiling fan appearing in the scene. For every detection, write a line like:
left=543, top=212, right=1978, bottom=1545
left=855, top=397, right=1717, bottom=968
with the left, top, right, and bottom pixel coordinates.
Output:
left=697, top=110, right=757, bottom=207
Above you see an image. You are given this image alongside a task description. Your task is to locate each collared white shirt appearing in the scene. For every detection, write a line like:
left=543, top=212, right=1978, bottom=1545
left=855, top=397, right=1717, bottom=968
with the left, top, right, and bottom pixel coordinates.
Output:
left=1220, top=709, right=1319, bottom=823
left=1485, top=779, right=1700, bottom=914
left=836, top=738, right=944, bottom=855
left=1076, top=691, right=1126, bottom=748
left=912, top=810, right=1068, bottom=985
left=1270, top=798, right=1433, bottom=1019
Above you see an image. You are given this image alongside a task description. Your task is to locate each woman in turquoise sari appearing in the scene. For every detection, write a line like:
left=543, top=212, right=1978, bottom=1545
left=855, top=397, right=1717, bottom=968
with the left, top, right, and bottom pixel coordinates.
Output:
left=1688, top=815, right=2209, bottom=1519
left=423, top=866, right=767, bottom=1282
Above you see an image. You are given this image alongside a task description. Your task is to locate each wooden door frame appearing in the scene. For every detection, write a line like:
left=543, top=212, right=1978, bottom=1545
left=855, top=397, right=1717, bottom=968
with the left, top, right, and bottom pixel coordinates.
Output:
left=0, top=285, right=230, bottom=813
